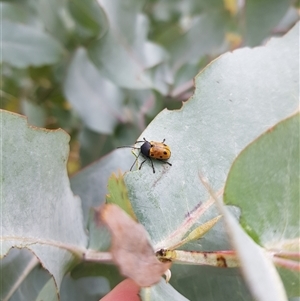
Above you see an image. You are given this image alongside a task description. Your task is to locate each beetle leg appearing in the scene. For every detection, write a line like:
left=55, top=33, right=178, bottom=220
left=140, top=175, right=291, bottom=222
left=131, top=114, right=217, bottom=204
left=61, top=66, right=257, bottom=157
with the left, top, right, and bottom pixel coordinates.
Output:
left=139, top=159, right=147, bottom=170
left=158, top=159, right=172, bottom=166
left=149, top=158, right=155, bottom=173
left=139, top=157, right=155, bottom=173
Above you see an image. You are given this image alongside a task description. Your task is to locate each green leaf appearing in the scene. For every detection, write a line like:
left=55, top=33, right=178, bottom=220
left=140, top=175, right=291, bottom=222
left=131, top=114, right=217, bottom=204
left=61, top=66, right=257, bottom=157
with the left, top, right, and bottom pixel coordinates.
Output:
left=208, top=202, right=288, bottom=301
left=35, top=278, right=59, bottom=301
left=106, top=172, right=137, bottom=221
left=1, top=110, right=87, bottom=289
left=35, top=0, right=70, bottom=43
left=1, top=2, right=38, bottom=25
left=0, top=0, right=29, bottom=3
left=224, top=114, right=300, bottom=246
left=21, top=99, right=47, bottom=128
left=68, top=0, right=108, bottom=41
left=70, top=148, right=134, bottom=225
left=244, top=0, right=291, bottom=46
left=70, top=151, right=135, bottom=258
left=1, top=21, right=65, bottom=68
left=167, top=9, right=229, bottom=67
left=86, top=208, right=111, bottom=252
left=122, top=22, right=299, bottom=299
left=70, top=261, right=123, bottom=289
left=60, top=273, right=110, bottom=301
left=169, top=265, right=252, bottom=301
left=0, top=248, right=56, bottom=301
left=88, top=0, right=165, bottom=89
left=64, top=48, right=124, bottom=134
left=277, top=267, right=300, bottom=299
left=77, top=128, right=114, bottom=167
left=224, top=113, right=300, bottom=296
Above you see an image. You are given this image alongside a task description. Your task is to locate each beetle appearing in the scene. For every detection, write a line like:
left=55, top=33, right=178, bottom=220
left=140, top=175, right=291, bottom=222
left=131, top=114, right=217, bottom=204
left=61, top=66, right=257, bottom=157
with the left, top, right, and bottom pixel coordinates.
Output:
left=118, top=138, right=172, bottom=173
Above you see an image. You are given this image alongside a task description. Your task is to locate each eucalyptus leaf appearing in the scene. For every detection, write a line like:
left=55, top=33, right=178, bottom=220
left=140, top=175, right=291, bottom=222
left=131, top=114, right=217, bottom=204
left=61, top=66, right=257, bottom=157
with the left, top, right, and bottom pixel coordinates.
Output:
left=123, top=22, right=299, bottom=299
left=224, top=114, right=300, bottom=246
left=0, top=248, right=56, bottom=301
left=60, top=274, right=110, bottom=301
left=35, top=277, right=59, bottom=301
left=70, top=261, right=123, bottom=289
left=68, top=0, right=108, bottom=41
left=88, top=0, right=156, bottom=89
left=169, top=265, right=252, bottom=301
left=36, top=0, right=71, bottom=43
left=64, top=48, right=124, bottom=134
left=210, top=203, right=288, bottom=301
left=1, top=20, right=65, bottom=68
left=1, top=110, right=87, bottom=289
left=1, top=2, right=38, bottom=26
left=21, top=99, right=47, bottom=128
left=70, top=148, right=133, bottom=225
left=224, top=113, right=300, bottom=297
left=244, top=0, right=291, bottom=46
left=168, top=9, right=228, bottom=67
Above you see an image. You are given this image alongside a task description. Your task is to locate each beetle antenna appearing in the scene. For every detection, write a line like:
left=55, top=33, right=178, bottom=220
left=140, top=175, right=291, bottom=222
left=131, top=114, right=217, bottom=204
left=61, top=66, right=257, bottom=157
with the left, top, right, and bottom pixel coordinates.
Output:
left=117, top=146, right=140, bottom=149
left=130, top=151, right=141, bottom=171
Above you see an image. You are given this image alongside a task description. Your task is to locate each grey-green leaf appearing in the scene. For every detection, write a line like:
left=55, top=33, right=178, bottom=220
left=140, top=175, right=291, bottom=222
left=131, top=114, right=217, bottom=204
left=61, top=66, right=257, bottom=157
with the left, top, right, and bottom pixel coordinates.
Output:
left=1, top=110, right=87, bottom=290
left=0, top=248, right=54, bottom=301
left=68, top=0, right=108, bottom=41
left=1, top=20, right=65, bottom=68
left=123, top=22, right=299, bottom=299
left=244, top=0, right=291, bottom=46
left=70, top=149, right=135, bottom=224
left=224, top=113, right=300, bottom=296
left=214, top=205, right=288, bottom=301
left=88, top=0, right=154, bottom=89
left=64, top=48, right=124, bottom=134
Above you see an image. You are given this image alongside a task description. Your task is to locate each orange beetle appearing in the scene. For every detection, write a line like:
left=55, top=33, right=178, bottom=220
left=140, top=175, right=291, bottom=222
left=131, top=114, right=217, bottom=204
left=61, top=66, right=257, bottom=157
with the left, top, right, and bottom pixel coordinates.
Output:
left=118, top=138, right=172, bottom=173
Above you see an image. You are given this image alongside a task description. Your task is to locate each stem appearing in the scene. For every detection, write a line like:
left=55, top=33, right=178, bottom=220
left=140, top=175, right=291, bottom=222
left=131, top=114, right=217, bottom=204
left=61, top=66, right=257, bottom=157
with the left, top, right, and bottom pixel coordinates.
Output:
left=272, top=256, right=300, bottom=271
left=272, top=250, right=300, bottom=260
left=83, top=250, right=113, bottom=262
left=157, top=249, right=239, bottom=268
left=1, top=236, right=85, bottom=259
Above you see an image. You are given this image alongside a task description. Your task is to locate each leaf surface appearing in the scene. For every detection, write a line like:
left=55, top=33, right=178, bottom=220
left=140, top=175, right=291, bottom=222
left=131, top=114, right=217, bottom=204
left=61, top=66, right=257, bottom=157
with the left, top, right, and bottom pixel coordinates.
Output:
left=1, top=21, right=64, bottom=68
left=244, top=0, right=291, bottom=46
left=88, top=0, right=165, bottom=89
left=224, top=113, right=300, bottom=297
left=1, top=110, right=87, bottom=289
left=64, top=48, right=124, bottom=134
left=122, top=23, right=299, bottom=299
left=0, top=248, right=56, bottom=301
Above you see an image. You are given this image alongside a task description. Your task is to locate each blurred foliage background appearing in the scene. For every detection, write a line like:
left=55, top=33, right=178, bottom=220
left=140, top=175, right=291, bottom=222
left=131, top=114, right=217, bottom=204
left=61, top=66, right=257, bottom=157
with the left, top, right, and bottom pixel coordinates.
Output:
left=1, top=0, right=299, bottom=174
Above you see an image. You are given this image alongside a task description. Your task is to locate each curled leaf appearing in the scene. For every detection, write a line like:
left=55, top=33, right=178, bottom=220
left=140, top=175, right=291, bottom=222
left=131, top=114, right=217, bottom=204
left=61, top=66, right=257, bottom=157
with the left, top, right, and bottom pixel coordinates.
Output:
left=99, top=204, right=171, bottom=287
